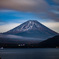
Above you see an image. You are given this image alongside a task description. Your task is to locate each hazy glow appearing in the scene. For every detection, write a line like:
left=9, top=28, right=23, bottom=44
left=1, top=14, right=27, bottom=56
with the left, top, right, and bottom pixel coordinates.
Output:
left=42, top=22, right=59, bottom=33
left=0, top=23, right=20, bottom=33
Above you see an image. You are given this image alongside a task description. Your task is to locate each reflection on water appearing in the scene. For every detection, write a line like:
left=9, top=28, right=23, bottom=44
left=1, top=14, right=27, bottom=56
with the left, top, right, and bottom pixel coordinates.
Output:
left=0, top=48, right=59, bottom=59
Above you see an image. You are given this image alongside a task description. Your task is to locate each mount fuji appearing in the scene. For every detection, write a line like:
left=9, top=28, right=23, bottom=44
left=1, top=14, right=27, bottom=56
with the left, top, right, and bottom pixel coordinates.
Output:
left=4, top=20, right=57, bottom=40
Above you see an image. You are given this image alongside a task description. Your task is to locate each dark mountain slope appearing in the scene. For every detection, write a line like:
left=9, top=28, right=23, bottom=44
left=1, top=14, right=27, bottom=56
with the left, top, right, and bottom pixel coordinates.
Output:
left=39, top=35, right=59, bottom=48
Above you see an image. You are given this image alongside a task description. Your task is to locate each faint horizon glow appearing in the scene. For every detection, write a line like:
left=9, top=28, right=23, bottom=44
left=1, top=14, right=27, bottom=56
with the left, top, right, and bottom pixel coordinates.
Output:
left=0, top=23, right=20, bottom=33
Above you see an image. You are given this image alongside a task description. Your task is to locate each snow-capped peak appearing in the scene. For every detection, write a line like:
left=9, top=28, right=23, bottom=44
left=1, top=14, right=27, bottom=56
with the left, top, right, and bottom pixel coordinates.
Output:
left=6, top=20, right=42, bottom=33
left=19, top=20, right=41, bottom=31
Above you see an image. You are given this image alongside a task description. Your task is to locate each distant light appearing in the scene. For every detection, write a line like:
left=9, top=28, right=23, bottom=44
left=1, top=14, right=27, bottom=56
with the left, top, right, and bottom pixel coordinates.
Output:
left=18, top=44, right=25, bottom=46
left=18, top=44, right=20, bottom=46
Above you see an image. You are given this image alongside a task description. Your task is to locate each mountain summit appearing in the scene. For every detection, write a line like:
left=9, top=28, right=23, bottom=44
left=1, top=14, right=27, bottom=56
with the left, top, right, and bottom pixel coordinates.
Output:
left=5, top=20, right=58, bottom=39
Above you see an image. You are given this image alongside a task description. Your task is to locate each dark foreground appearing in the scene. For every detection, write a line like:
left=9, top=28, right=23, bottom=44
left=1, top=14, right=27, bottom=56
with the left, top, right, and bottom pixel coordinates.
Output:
left=0, top=48, right=59, bottom=59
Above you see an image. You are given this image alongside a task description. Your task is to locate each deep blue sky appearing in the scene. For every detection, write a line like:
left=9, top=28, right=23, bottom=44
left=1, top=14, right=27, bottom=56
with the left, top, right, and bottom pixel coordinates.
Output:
left=0, top=0, right=59, bottom=23
left=0, top=10, right=41, bottom=23
left=0, top=9, right=50, bottom=25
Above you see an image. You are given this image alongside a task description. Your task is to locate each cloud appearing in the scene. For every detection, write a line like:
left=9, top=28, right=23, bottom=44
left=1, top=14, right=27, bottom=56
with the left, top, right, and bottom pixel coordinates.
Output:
left=0, top=9, right=14, bottom=12
left=51, top=10, right=59, bottom=14
left=0, top=0, right=49, bottom=12
left=0, top=0, right=59, bottom=21
left=0, top=19, right=6, bottom=25
left=0, top=23, right=20, bottom=33
left=42, top=22, right=59, bottom=33
left=0, top=22, right=6, bottom=25
left=53, top=0, right=59, bottom=5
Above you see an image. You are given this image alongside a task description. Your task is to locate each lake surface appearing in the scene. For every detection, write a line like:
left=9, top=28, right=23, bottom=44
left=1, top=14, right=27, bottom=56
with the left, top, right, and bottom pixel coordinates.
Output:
left=0, top=48, right=59, bottom=59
